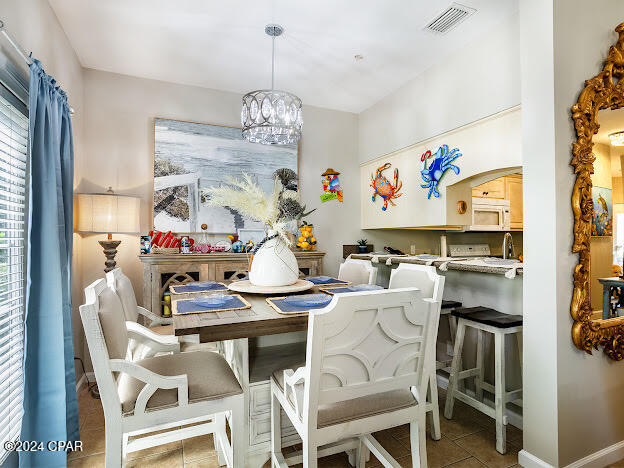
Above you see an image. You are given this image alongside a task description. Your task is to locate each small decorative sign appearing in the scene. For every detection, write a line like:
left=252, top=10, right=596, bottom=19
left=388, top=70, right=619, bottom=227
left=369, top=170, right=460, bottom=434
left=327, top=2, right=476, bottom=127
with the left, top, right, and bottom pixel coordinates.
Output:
left=420, top=144, right=462, bottom=199
left=321, top=168, right=343, bottom=202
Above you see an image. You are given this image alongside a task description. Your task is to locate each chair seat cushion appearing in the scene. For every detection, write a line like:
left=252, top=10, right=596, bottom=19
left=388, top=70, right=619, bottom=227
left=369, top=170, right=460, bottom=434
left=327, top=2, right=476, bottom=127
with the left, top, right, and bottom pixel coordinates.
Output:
left=118, top=351, right=242, bottom=414
left=451, top=306, right=522, bottom=328
left=272, top=364, right=416, bottom=428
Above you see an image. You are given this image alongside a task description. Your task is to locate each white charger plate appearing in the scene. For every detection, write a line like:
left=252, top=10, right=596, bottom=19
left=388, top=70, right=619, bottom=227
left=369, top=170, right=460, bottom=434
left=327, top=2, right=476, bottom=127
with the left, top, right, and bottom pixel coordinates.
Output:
left=227, top=279, right=314, bottom=295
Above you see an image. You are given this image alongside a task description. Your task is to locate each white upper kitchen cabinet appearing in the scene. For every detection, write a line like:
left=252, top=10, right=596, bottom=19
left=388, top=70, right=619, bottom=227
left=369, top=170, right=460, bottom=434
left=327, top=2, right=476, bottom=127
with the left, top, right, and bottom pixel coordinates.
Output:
left=360, top=107, right=522, bottom=229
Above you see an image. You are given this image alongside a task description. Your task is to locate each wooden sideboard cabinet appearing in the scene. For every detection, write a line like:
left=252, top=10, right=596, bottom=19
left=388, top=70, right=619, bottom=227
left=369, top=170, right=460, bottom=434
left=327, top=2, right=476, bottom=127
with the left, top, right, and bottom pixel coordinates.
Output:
left=138, top=251, right=325, bottom=315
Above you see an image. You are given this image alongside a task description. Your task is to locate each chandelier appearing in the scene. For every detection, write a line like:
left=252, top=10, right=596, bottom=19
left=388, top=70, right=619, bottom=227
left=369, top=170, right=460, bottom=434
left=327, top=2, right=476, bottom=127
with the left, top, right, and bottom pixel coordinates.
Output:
left=241, top=24, right=302, bottom=145
left=609, top=131, right=624, bottom=147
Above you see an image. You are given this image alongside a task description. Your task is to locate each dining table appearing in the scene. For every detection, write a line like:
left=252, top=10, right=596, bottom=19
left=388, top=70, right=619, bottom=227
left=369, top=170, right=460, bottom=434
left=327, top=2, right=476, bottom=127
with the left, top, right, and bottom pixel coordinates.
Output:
left=170, top=280, right=457, bottom=467
left=170, top=280, right=339, bottom=467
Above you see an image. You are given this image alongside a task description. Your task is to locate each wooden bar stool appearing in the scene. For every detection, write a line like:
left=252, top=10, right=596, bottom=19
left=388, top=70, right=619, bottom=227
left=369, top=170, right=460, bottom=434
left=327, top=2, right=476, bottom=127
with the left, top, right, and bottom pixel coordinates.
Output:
left=439, top=300, right=463, bottom=373
left=443, top=307, right=522, bottom=455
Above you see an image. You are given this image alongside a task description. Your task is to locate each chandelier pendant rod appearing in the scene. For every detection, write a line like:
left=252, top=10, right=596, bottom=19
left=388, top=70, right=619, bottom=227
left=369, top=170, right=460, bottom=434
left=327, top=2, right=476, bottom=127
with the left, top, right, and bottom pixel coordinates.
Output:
left=271, top=34, right=275, bottom=90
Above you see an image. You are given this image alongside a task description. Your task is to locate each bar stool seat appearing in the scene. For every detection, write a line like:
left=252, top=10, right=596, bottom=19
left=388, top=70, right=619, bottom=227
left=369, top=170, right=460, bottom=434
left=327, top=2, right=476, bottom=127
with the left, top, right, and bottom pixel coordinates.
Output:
left=451, top=307, right=522, bottom=328
left=444, top=306, right=522, bottom=455
left=442, top=300, right=462, bottom=310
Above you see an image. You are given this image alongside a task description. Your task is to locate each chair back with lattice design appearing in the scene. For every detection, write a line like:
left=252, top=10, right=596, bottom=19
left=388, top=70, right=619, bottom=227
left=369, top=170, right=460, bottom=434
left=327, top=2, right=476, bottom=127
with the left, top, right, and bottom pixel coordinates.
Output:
left=389, top=263, right=444, bottom=302
left=338, top=258, right=378, bottom=285
left=302, top=288, right=439, bottom=428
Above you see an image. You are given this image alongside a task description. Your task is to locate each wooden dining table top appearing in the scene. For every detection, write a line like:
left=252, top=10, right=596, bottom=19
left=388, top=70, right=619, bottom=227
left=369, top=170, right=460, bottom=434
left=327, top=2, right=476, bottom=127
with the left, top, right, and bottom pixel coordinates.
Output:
left=171, top=281, right=458, bottom=343
left=171, top=282, right=321, bottom=343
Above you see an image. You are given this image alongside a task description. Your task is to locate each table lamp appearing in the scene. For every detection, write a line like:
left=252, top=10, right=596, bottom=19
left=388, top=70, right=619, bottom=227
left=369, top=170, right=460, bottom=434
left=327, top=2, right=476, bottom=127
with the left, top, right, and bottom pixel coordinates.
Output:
left=76, top=187, right=140, bottom=272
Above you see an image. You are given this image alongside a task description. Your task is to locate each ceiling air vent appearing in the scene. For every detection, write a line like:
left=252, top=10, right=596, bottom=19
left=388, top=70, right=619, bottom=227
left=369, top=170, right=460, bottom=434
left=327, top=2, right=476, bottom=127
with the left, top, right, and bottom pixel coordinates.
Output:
left=424, top=3, right=476, bottom=35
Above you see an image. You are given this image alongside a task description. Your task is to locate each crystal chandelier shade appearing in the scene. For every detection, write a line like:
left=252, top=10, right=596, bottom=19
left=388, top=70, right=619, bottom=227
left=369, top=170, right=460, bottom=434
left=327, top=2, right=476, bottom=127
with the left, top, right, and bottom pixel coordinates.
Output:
left=241, top=24, right=302, bottom=145
left=241, top=90, right=302, bottom=145
left=609, top=131, right=624, bottom=147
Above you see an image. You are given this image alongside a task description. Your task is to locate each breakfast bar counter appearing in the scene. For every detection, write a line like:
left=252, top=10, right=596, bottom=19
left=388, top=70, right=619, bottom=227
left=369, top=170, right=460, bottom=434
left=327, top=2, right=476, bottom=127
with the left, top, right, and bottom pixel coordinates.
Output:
left=350, top=253, right=523, bottom=276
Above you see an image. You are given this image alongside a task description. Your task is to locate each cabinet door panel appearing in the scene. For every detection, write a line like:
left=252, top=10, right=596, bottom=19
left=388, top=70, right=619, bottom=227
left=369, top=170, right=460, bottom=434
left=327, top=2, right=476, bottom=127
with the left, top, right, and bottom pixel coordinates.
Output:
left=472, top=179, right=505, bottom=199
left=505, top=176, right=523, bottom=229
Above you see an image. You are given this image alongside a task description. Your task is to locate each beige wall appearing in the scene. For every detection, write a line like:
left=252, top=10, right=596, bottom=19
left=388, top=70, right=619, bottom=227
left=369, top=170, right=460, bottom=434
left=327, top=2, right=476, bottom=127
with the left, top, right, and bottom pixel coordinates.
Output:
left=78, top=69, right=361, bottom=306
left=358, top=11, right=520, bottom=164
left=2, top=0, right=86, bottom=373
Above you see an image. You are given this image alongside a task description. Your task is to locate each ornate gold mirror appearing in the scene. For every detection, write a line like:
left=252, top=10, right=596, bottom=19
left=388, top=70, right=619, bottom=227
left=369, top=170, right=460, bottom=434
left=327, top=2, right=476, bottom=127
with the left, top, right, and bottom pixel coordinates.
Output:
left=571, top=23, right=624, bottom=360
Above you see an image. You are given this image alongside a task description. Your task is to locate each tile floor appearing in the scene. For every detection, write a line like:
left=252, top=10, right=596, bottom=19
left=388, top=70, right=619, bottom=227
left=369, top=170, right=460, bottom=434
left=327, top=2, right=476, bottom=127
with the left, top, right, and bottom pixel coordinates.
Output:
left=68, top=386, right=522, bottom=468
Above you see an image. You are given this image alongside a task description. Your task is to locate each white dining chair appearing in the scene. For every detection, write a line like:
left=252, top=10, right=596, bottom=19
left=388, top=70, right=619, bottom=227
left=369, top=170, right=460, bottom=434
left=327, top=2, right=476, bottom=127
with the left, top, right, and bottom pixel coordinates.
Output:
left=80, top=279, right=245, bottom=467
left=389, top=263, right=445, bottom=441
left=338, top=258, right=378, bottom=285
left=107, top=268, right=212, bottom=356
left=270, top=288, right=440, bottom=468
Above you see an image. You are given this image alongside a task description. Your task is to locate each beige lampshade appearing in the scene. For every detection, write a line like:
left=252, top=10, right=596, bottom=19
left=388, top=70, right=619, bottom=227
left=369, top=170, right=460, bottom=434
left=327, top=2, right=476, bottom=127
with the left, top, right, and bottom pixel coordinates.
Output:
left=76, top=193, right=140, bottom=234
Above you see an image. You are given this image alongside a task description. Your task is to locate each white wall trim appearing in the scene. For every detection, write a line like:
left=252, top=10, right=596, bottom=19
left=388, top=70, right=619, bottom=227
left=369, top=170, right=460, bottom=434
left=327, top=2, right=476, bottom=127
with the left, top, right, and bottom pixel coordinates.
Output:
left=563, top=439, right=624, bottom=468
left=359, top=105, right=521, bottom=167
left=518, top=450, right=555, bottom=468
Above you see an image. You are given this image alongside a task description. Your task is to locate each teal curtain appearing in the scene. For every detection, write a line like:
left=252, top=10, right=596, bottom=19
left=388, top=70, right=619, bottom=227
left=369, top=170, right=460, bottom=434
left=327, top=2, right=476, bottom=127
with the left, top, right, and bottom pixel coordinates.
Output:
left=20, top=59, right=79, bottom=468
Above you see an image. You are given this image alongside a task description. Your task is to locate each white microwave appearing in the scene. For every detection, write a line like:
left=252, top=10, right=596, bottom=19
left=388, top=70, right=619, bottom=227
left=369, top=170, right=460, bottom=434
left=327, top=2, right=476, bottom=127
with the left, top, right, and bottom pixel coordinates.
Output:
left=469, top=198, right=510, bottom=231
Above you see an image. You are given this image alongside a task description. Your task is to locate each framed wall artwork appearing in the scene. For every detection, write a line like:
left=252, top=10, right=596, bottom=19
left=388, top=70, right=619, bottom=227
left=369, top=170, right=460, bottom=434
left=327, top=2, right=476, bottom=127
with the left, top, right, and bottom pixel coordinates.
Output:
left=592, top=186, right=612, bottom=237
left=153, top=118, right=298, bottom=233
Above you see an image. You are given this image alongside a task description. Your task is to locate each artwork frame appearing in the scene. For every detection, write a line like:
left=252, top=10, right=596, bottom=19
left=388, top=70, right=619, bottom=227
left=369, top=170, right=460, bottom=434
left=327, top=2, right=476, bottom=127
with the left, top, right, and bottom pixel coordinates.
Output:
left=237, top=228, right=266, bottom=245
left=152, top=117, right=299, bottom=234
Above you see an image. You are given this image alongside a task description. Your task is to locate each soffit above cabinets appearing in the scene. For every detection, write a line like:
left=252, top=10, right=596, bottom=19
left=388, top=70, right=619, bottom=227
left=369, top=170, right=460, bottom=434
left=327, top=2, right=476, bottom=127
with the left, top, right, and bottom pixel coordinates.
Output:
left=47, top=0, right=517, bottom=113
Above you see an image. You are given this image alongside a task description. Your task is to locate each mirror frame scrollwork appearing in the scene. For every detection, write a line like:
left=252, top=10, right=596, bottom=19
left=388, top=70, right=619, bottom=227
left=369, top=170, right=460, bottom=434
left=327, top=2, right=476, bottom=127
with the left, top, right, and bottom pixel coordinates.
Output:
left=571, top=23, right=624, bottom=360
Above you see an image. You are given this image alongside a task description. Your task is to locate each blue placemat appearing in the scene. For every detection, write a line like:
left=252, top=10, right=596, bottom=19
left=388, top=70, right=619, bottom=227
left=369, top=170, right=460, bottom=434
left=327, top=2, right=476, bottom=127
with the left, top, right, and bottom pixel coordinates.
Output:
left=267, top=296, right=334, bottom=315
left=305, top=276, right=349, bottom=285
left=170, top=281, right=227, bottom=294
left=173, top=294, right=250, bottom=315
left=320, top=285, right=384, bottom=295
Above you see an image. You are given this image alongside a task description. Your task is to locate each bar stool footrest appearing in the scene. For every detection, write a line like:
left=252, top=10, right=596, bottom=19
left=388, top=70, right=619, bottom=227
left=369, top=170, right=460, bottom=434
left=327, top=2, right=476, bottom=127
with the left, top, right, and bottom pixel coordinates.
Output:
left=451, top=391, right=506, bottom=423
left=458, top=368, right=480, bottom=380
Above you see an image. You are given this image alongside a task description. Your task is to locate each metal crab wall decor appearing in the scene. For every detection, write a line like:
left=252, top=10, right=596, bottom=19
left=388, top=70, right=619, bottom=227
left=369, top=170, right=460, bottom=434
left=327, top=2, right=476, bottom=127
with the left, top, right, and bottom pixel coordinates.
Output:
left=370, top=163, right=402, bottom=211
left=420, top=144, right=462, bottom=199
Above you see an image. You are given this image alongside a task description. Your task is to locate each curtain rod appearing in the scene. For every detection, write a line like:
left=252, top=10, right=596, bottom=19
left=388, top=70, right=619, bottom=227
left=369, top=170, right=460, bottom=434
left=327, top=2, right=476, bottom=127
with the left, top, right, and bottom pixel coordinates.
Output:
left=0, top=20, right=33, bottom=66
left=0, top=19, right=75, bottom=115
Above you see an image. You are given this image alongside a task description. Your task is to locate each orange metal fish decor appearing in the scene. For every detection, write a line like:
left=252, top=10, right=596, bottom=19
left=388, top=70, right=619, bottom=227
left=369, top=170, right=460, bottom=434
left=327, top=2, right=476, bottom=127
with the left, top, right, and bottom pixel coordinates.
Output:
left=370, top=163, right=402, bottom=211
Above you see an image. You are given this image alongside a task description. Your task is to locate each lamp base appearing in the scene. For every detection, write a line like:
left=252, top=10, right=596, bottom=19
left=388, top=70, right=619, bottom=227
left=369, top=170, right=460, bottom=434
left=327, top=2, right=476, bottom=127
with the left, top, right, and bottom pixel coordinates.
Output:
left=98, top=240, right=121, bottom=273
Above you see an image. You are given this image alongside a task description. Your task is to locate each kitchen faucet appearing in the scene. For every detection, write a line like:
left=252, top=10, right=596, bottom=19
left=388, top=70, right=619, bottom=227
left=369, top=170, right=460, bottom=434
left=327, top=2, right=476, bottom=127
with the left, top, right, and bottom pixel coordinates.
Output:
left=503, top=232, right=515, bottom=259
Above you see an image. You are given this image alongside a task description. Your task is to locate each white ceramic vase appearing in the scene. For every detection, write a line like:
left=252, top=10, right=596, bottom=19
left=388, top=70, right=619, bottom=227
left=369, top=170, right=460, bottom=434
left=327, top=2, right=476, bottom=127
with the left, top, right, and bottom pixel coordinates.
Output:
left=248, top=230, right=299, bottom=287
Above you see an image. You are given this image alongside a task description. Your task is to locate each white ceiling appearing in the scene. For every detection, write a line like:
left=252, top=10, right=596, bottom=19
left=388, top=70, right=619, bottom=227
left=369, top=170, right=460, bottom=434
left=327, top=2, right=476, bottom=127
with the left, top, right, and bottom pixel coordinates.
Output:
left=47, top=0, right=517, bottom=113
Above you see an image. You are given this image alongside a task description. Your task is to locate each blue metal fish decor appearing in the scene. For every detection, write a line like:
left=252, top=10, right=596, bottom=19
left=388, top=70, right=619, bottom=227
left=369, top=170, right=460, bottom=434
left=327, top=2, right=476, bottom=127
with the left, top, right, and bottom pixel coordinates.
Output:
left=420, top=144, right=462, bottom=199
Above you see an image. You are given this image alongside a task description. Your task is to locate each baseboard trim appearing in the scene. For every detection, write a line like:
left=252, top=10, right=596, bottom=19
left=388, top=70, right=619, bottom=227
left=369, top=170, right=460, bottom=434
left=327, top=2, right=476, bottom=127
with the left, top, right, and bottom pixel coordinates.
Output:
left=517, top=430, right=624, bottom=467
left=564, top=439, right=624, bottom=468
left=75, top=372, right=95, bottom=392
left=75, top=373, right=86, bottom=392
left=518, top=450, right=555, bottom=468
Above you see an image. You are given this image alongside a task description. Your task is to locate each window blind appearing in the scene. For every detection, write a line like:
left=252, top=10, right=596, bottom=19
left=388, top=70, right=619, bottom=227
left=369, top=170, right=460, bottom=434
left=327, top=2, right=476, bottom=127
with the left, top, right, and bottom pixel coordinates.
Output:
left=0, top=83, right=28, bottom=463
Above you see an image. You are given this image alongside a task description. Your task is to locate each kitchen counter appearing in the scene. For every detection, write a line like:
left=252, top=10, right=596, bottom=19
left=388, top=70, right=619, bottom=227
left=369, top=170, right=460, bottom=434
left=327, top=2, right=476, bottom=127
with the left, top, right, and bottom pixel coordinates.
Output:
left=350, top=253, right=523, bottom=276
